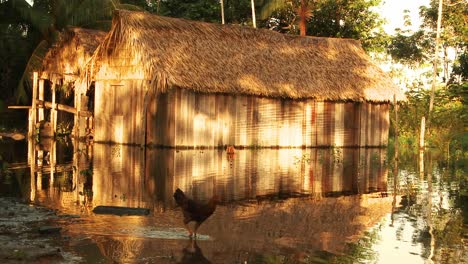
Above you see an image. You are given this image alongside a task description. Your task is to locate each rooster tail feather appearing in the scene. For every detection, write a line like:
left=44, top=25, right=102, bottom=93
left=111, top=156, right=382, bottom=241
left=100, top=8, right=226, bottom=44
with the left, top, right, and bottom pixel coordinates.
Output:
left=173, top=188, right=187, bottom=206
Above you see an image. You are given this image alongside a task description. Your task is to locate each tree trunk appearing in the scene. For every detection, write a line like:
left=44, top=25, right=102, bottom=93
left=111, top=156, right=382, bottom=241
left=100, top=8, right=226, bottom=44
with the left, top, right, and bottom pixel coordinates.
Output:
left=220, top=0, right=225, bottom=24
left=299, top=0, right=307, bottom=36
left=251, top=0, right=257, bottom=28
left=428, top=0, right=443, bottom=126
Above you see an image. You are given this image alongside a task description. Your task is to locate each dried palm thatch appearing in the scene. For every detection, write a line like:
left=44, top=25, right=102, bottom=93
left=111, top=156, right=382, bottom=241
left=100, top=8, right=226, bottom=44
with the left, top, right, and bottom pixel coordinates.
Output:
left=42, top=27, right=106, bottom=83
left=89, top=10, right=405, bottom=102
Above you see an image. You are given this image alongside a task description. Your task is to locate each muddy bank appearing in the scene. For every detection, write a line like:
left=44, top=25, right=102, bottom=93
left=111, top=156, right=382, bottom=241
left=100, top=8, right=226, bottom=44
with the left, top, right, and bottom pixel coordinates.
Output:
left=0, top=197, right=79, bottom=263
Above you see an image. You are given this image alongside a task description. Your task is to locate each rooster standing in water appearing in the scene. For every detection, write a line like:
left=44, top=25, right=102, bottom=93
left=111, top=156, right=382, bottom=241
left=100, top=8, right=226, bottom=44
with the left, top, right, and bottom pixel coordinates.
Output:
left=173, top=188, right=219, bottom=237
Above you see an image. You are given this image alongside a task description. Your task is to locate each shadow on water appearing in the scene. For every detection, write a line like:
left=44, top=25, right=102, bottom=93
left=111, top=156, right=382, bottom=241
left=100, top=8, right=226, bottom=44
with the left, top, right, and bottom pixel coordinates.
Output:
left=0, top=138, right=466, bottom=263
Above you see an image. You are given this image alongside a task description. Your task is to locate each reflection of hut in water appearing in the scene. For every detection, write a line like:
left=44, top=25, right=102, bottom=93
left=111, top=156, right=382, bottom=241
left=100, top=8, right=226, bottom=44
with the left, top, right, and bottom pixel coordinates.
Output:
left=87, top=10, right=405, bottom=147
left=66, top=145, right=393, bottom=262
left=91, top=145, right=387, bottom=207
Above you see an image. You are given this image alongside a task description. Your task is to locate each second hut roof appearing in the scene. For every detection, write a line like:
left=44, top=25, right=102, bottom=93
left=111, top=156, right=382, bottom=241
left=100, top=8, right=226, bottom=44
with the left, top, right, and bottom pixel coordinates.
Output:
left=43, top=27, right=106, bottom=81
left=90, top=10, right=405, bottom=102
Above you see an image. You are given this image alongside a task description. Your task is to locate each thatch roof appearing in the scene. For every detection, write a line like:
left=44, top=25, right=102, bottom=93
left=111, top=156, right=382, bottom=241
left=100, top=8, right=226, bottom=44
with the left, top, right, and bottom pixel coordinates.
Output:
left=89, top=10, right=405, bottom=102
left=42, top=27, right=106, bottom=82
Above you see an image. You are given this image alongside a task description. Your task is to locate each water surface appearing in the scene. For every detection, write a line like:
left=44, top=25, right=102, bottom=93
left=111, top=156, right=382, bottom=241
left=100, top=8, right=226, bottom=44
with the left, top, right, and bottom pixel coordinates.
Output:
left=0, top=138, right=465, bottom=263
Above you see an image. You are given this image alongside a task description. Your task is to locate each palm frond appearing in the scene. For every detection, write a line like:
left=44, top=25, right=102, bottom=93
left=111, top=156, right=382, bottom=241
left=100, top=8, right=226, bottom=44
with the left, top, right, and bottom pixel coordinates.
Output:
left=259, top=0, right=288, bottom=20
left=16, top=40, right=49, bottom=103
left=116, top=4, right=145, bottom=11
left=11, top=0, right=53, bottom=39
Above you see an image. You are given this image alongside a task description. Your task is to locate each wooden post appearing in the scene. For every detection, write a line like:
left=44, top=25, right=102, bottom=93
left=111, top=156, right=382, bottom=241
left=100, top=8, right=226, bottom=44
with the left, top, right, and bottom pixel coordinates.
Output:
left=393, top=95, right=399, bottom=162
left=29, top=140, right=37, bottom=202
left=29, top=72, right=38, bottom=138
left=391, top=96, right=399, bottom=226
left=38, top=79, right=44, bottom=122
left=419, top=116, right=425, bottom=150
left=74, top=90, right=82, bottom=138
left=51, top=81, right=57, bottom=136
left=50, top=140, right=55, bottom=185
left=36, top=149, right=43, bottom=191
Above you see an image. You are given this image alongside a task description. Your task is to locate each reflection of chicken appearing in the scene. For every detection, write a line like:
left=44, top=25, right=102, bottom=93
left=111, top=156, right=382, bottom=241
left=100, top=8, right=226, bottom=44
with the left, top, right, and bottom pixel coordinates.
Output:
left=173, top=188, right=219, bottom=237
left=179, top=238, right=211, bottom=264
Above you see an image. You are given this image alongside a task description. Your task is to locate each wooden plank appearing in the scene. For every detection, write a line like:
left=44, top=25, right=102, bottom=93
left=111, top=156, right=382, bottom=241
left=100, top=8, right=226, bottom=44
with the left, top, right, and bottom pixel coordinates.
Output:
left=166, top=89, right=176, bottom=147
left=235, top=95, right=248, bottom=146
left=92, top=206, right=150, bottom=216
left=315, top=101, right=324, bottom=146
left=309, top=100, right=317, bottom=147
left=247, top=96, right=257, bottom=147
left=359, top=102, right=369, bottom=147
left=344, top=103, right=359, bottom=147
left=186, top=90, right=195, bottom=147
left=302, top=101, right=310, bottom=147
left=367, top=104, right=373, bottom=146
left=148, top=90, right=159, bottom=146
left=193, top=93, right=202, bottom=147
left=209, top=94, right=217, bottom=147
left=381, top=104, right=390, bottom=146
left=155, top=92, right=168, bottom=146
left=334, top=102, right=344, bottom=147
left=36, top=100, right=92, bottom=116
left=323, top=102, right=334, bottom=146
left=375, top=104, right=381, bottom=146
left=174, top=88, right=183, bottom=146
left=94, top=81, right=104, bottom=142
left=226, top=95, right=236, bottom=146
left=215, top=94, right=224, bottom=146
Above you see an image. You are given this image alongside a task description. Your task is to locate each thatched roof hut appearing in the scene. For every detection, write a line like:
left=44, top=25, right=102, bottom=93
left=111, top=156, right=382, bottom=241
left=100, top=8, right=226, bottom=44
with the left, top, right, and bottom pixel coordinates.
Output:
left=89, top=10, right=405, bottom=102
left=87, top=10, right=403, bottom=147
left=42, top=27, right=106, bottom=84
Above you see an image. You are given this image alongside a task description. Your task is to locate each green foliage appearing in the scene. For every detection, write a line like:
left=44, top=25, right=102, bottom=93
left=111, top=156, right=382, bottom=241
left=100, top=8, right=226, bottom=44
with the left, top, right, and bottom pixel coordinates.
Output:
left=388, top=30, right=431, bottom=64
left=159, top=0, right=222, bottom=23
left=0, top=3, right=39, bottom=104
left=420, top=0, right=467, bottom=47
left=159, top=0, right=252, bottom=24
left=450, top=50, right=468, bottom=83
left=2, top=0, right=146, bottom=104
left=393, top=82, right=467, bottom=158
left=259, top=0, right=388, bottom=52
left=390, top=0, right=466, bottom=71
left=308, top=0, right=386, bottom=51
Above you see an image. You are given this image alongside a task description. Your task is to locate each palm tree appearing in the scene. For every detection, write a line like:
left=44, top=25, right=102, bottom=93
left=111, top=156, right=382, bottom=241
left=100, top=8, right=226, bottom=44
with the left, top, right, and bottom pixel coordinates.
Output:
left=259, top=0, right=315, bottom=36
left=7, top=0, right=143, bottom=103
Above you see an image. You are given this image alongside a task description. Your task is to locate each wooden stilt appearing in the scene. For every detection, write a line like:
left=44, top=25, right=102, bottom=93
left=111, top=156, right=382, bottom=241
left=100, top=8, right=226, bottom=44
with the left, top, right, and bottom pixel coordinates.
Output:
left=51, top=82, right=57, bottom=137
left=419, top=116, right=425, bottom=150
left=29, top=72, right=38, bottom=138
left=38, top=79, right=44, bottom=122
left=74, top=91, right=82, bottom=138
left=29, top=141, right=37, bottom=202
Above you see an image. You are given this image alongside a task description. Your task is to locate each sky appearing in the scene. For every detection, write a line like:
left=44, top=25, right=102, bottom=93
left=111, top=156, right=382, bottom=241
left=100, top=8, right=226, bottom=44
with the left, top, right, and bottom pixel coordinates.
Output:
left=378, top=0, right=431, bottom=34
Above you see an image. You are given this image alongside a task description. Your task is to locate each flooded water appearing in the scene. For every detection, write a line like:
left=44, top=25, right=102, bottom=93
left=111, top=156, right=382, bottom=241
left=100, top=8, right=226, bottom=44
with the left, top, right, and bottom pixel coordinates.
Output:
left=0, top=138, right=466, bottom=263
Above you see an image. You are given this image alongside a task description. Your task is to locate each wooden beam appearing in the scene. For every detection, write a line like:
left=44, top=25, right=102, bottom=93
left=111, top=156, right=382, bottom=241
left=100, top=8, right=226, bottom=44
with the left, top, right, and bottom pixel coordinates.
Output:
left=8, top=106, right=31, bottom=109
left=35, top=100, right=92, bottom=117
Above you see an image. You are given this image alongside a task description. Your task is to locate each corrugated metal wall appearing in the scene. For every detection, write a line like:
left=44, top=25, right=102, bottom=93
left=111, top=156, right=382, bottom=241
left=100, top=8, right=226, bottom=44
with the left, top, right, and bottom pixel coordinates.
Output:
left=94, top=83, right=390, bottom=147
